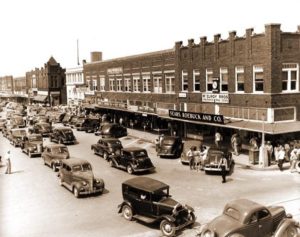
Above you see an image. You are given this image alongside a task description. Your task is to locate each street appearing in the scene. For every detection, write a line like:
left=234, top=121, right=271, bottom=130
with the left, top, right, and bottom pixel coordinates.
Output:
left=0, top=125, right=300, bottom=237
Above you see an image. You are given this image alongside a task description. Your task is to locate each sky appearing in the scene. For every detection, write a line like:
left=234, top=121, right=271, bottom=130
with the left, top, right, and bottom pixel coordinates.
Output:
left=1, top=0, right=300, bottom=77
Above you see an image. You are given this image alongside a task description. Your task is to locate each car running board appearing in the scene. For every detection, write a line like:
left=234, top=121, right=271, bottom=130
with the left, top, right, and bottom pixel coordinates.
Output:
left=133, top=214, right=156, bottom=224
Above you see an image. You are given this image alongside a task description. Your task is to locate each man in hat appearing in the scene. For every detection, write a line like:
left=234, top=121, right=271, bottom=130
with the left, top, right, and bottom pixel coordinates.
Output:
left=5, top=150, right=11, bottom=174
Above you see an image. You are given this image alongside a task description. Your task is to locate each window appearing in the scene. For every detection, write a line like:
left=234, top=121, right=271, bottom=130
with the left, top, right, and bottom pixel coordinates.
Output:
left=86, top=79, right=91, bottom=90
left=142, top=74, right=151, bottom=92
left=165, top=72, right=175, bottom=93
left=153, top=74, right=162, bottom=93
left=182, top=70, right=188, bottom=91
left=193, top=69, right=200, bottom=92
left=206, top=69, right=213, bottom=91
left=99, top=75, right=105, bottom=91
left=282, top=63, right=298, bottom=92
left=220, top=67, right=228, bottom=92
left=253, top=65, right=264, bottom=92
left=124, top=77, right=131, bottom=92
left=235, top=66, right=245, bottom=92
left=109, top=76, right=115, bottom=91
left=116, top=76, right=123, bottom=91
left=133, top=75, right=140, bottom=92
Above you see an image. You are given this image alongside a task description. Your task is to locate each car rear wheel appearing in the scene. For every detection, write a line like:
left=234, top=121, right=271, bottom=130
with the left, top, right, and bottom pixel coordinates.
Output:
left=73, top=187, right=80, bottom=198
left=122, top=205, right=133, bottom=221
left=126, top=165, right=133, bottom=174
left=160, top=219, right=176, bottom=237
left=103, top=152, right=108, bottom=160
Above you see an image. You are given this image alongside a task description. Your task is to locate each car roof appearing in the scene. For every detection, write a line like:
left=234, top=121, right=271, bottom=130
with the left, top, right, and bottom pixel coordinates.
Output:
left=123, top=177, right=169, bottom=193
left=45, top=144, right=67, bottom=149
left=61, top=158, right=89, bottom=166
left=122, top=147, right=146, bottom=152
left=224, top=199, right=265, bottom=221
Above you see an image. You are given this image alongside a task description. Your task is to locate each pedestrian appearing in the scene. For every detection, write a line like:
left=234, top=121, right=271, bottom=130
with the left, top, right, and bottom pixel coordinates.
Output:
left=231, top=133, right=241, bottom=156
left=277, top=146, right=285, bottom=171
left=265, top=141, right=273, bottom=166
left=215, top=131, right=223, bottom=148
left=289, top=147, right=298, bottom=173
left=249, top=137, right=258, bottom=150
left=119, top=117, right=123, bottom=125
left=199, top=145, right=208, bottom=171
left=5, top=150, right=11, bottom=174
left=155, top=138, right=160, bottom=152
left=187, top=146, right=196, bottom=170
left=194, top=147, right=201, bottom=172
left=218, top=155, right=228, bottom=183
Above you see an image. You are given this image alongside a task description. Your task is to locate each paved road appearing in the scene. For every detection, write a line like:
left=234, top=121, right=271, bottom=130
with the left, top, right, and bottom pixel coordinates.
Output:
left=0, top=124, right=299, bottom=237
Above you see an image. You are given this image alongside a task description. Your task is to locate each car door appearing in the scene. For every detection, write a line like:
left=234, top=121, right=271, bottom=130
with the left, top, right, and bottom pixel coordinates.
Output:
left=63, top=164, right=72, bottom=185
left=121, top=151, right=131, bottom=168
left=135, top=191, right=153, bottom=217
left=257, top=209, right=272, bottom=237
left=239, top=211, right=259, bottom=237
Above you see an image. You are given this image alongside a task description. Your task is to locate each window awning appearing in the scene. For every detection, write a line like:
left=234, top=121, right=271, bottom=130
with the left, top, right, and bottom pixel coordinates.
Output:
left=33, top=95, right=48, bottom=102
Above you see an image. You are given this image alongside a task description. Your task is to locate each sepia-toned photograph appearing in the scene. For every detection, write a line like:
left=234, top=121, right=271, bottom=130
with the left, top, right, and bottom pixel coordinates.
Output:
left=0, top=0, right=300, bottom=236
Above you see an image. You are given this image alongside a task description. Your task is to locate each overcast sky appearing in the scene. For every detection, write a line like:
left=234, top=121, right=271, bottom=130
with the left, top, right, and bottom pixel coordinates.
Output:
left=1, top=0, right=300, bottom=76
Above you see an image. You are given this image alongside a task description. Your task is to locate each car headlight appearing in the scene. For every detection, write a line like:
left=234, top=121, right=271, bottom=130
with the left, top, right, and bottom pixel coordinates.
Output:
left=82, top=181, right=87, bottom=186
left=95, top=179, right=100, bottom=183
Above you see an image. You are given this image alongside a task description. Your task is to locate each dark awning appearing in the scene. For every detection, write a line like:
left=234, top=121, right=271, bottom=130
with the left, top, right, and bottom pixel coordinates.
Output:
left=33, top=95, right=48, bottom=102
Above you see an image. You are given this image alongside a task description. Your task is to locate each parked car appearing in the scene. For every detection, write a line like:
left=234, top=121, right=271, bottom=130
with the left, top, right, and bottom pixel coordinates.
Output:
left=203, top=146, right=234, bottom=174
left=76, top=117, right=100, bottom=133
left=157, top=136, right=184, bottom=158
left=29, top=122, right=52, bottom=137
left=95, top=123, right=127, bottom=138
left=91, top=138, right=123, bottom=160
left=0, top=118, right=6, bottom=131
left=21, top=133, right=43, bottom=158
left=10, top=115, right=26, bottom=128
left=62, top=113, right=74, bottom=126
left=42, top=144, right=70, bottom=171
left=118, top=177, right=196, bottom=237
left=50, top=127, right=76, bottom=145
left=197, top=198, right=291, bottom=237
left=8, top=128, right=27, bottom=147
left=58, top=158, right=105, bottom=198
left=69, top=115, right=84, bottom=128
left=108, top=147, right=155, bottom=174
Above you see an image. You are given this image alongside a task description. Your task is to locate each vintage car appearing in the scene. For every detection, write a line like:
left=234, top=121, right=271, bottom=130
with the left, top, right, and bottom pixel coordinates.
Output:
left=42, top=144, right=70, bottom=171
left=0, top=118, right=6, bottom=131
left=198, top=198, right=291, bottom=237
left=203, top=146, right=234, bottom=174
left=10, top=115, right=26, bottom=128
left=50, top=127, right=77, bottom=145
left=58, top=158, right=105, bottom=198
left=118, top=177, right=196, bottom=237
left=8, top=128, right=27, bottom=147
left=62, top=113, right=74, bottom=126
left=91, top=138, right=123, bottom=160
left=29, top=122, right=52, bottom=137
left=95, top=123, right=127, bottom=138
left=21, top=133, right=43, bottom=158
left=273, top=217, right=300, bottom=237
left=108, top=147, right=155, bottom=174
left=157, top=136, right=184, bottom=158
left=69, top=115, right=84, bottom=128
left=76, top=117, right=100, bottom=133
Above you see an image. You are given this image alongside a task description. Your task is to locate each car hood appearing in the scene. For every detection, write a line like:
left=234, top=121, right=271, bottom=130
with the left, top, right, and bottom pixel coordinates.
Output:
left=205, top=214, right=241, bottom=236
left=73, top=171, right=94, bottom=181
left=158, top=197, right=180, bottom=207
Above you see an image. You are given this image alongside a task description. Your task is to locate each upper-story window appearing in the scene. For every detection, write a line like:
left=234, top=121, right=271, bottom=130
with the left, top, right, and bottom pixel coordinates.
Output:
left=193, top=69, right=200, bottom=92
left=235, top=66, right=245, bottom=92
left=99, top=75, right=105, bottom=91
left=133, top=75, right=140, bottom=92
left=116, top=76, right=123, bottom=91
left=253, top=65, right=264, bottom=92
left=124, top=76, right=131, bottom=92
left=165, top=72, right=175, bottom=93
left=142, top=73, right=151, bottom=92
left=92, top=79, right=97, bottom=91
left=153, top=74, right=162, bottom=93
left=206, top=69, right=213, bottom=91
left=282, top=63, right=298, bottom=92
left=220, top=67, right=228, bottom=92
left=182, top=70, right=188, bottom=91
left=109, top=76, right=115, bottom=91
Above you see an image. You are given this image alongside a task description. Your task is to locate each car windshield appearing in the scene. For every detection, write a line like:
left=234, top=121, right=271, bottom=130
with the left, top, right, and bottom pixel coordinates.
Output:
left=224, top=207, right=240, bottom=221
left=73, top=163, right=92, bottom=172
left=29, top=135, right=42, bottom=142
left=152, top=188, right=169, bottom=202
left=63, top=130, right=73, bottom=134
left=109, top=141, right=122, bottom=146
left=52, top=147, right=68, bottom=154
left=133, top=150, right=147, bottom=158
left=162, top=138, right=175, bottom=145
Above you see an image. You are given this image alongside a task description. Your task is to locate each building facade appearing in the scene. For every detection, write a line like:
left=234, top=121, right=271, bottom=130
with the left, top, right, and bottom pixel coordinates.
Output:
left=66, top=66, right=85, bottom=105
left=26, top=56, right=67, bottom=105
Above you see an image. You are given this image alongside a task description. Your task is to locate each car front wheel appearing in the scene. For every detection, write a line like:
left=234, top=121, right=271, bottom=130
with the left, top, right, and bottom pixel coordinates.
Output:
left=127, top=165, right=133, bottom=174
left=103, top=152, right=108, bottom=160
left=122, top=205, right=133, bottom=221
left=73, top=187, right=80, bottom=198
left=160, top=219, right=176, bottom=237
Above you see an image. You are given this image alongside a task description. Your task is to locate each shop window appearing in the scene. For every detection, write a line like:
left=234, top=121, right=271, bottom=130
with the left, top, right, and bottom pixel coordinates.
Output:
left=282, top=63, right=298, bottom=92
left=253, top=65, right=264, bottom=92
left=235, top=66, right=244, bottom=92
left=193, top=69, right=200, bottom=92
left=182, top=70, right=188, bottom=91
left=220, top=67, right=228, bottom=92
left=206, top=69, right=213, bottom=91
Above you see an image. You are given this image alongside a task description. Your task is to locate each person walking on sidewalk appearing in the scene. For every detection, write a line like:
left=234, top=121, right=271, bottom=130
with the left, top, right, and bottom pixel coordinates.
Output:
left=218, top=156, right=228, bottom=183
left=277, top=146, right=285, bottom=171
left=5, top=150, right=11, bottom=174
left=289, top=147, right=298, bottom=173
left=215, top=131, right=223, bottom=148
left=187, top=146, right=196, bottom=170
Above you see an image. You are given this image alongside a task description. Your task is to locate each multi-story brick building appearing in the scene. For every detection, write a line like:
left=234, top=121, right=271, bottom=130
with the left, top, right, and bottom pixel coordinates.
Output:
left=26, top=56, right=67, bottom=105
left=84, top=23, right=300, bottom=146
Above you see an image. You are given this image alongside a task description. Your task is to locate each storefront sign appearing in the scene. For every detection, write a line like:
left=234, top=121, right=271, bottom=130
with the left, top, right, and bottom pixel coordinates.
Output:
left=169, top=110, right=224, bottom=124
left=107, top=67, right=123, bottom=74
left=202, top=93, right=229, bottom=103
left=178, top=92, right=187, bottom=98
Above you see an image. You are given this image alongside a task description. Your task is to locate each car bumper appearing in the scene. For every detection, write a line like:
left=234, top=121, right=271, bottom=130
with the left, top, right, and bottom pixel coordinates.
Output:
left=174, top=218, right=195, bottom=231
left=133, top=166, right=155, bottom=173
left=79, top=187, right=104, bottom=195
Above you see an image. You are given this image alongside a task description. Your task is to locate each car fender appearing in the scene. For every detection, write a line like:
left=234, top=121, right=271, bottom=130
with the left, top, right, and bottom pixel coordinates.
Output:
left=118, top=200, right=133, bottom=213
left=159, top=215, right=176, bottom=223
left=72, top=182, right=83, bottom=191
left=274, top=218, right=300, bottom=237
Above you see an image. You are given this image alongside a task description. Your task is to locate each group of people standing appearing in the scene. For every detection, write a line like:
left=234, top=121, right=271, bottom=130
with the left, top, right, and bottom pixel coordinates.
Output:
left=187, top=145, right=208, bottom=171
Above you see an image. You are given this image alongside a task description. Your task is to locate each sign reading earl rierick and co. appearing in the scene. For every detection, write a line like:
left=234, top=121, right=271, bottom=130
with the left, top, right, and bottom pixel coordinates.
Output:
left=169, top=110, right=224, bottom=124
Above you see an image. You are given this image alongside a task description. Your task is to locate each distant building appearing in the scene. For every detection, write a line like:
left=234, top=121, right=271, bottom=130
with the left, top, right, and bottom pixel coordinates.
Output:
left=26, top=56, right=66, bottom=105
left=66, top=66, right=84, bottom=105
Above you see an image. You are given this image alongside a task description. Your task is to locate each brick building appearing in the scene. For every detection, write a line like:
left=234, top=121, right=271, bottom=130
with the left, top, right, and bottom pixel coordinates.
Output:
left=26, top=56, right=67, bottom=105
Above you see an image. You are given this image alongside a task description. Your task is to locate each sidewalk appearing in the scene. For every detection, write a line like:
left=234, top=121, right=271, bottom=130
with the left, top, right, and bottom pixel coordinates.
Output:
left=127, top=128, right=290, bottom=171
